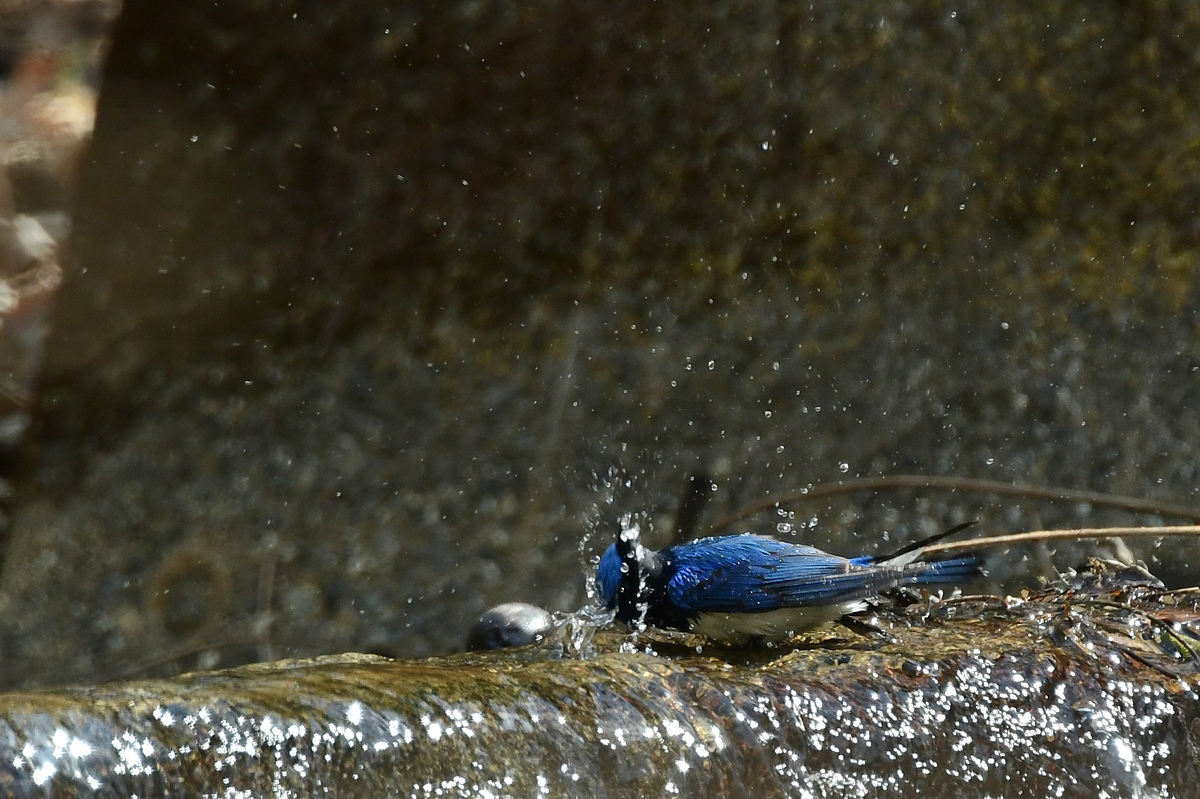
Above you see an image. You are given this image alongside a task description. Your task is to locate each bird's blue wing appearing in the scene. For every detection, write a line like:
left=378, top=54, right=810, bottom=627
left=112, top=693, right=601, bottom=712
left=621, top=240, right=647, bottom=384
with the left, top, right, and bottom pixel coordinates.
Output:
left=666, top=534, right=864, bottom=613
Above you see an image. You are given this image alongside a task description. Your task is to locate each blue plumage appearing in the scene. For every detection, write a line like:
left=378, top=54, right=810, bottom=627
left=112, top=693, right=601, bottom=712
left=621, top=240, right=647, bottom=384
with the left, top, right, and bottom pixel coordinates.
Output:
left=596, top=530, right=979, bottom=643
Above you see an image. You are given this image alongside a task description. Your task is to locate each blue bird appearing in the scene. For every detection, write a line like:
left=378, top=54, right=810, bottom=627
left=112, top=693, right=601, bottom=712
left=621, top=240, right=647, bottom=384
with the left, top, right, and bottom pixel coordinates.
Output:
left=596, top=525, right=980, bottom=644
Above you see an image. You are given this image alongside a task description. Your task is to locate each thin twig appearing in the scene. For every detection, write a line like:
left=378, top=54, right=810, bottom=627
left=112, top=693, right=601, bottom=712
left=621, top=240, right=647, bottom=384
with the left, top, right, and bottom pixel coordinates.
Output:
left=923, top=525, right=1200, bottom=558
left=705, top=474, right=1200, bottom=535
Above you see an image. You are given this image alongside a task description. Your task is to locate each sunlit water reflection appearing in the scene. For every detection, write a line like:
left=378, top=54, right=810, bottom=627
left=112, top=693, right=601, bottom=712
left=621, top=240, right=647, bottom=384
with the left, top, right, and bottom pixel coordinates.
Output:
left=1, top=570, right=1197, bottom=798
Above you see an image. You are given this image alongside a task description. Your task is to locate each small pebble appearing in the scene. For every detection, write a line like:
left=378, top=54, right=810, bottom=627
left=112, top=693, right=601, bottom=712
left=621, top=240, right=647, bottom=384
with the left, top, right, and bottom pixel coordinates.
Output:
left=466, top=602, right=552, bottom=651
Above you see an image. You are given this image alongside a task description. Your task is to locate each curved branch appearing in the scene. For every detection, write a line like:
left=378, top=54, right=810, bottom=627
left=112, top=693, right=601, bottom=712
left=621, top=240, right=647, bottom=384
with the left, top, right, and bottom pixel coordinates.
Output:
left=923, top=525, right=1200, bottom=558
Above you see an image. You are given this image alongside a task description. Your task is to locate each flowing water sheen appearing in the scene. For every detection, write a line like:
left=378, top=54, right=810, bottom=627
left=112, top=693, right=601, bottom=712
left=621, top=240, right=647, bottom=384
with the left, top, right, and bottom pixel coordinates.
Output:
left=0, top=565, right=1198, bottom=798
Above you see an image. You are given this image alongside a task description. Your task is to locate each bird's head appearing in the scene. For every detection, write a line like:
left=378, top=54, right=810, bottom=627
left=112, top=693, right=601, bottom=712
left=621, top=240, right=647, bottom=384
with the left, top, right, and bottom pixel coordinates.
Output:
left=596, top=542, right=623, bottom=609
left=595, top=523, right=664, bottom=620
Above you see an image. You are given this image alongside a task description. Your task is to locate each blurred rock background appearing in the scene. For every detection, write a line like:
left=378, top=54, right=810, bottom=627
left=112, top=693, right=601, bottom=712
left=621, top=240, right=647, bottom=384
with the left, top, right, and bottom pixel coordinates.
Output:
left=1, top=0, right=1199, bottom=689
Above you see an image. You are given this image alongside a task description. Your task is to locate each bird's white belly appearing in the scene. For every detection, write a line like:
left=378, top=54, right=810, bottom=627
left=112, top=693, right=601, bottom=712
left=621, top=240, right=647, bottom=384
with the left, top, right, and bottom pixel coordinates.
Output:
left=689, top=601, right=866, bottom=644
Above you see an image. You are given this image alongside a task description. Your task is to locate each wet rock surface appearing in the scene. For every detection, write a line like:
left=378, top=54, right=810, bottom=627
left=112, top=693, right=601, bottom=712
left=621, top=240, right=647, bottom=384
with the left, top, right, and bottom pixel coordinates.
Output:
left=2, top=0, right=1200, bottom=691
left=1, top=568, right=1198, bottom=798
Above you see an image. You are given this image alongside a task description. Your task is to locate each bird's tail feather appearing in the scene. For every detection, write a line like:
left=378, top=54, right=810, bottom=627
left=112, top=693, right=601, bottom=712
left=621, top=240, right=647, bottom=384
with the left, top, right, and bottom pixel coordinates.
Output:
left=774, top=556, right=982, bottom=606
left=911, top=555, right=982, bottom=583
left=856, top=521, right=978, bottom=568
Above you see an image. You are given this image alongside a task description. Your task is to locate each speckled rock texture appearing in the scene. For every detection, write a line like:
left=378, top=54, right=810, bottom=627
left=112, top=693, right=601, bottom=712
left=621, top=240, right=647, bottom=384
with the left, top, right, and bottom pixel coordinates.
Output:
left=2, top=568, right=1199, bottom=798
left=1, top=0, right=1199, bottom=688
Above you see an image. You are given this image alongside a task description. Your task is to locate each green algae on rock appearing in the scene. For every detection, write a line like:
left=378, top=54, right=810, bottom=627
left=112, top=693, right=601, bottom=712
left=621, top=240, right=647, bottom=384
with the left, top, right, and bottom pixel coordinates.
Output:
left=0, top=563, right=1198, bottom=798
